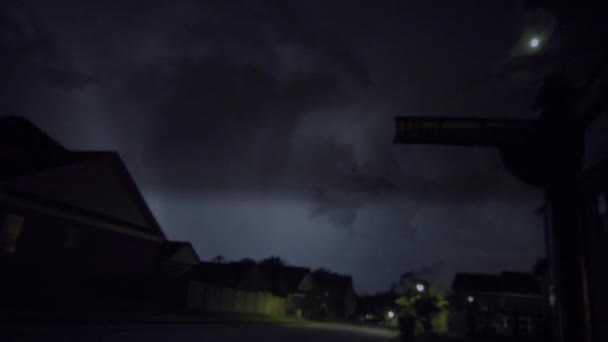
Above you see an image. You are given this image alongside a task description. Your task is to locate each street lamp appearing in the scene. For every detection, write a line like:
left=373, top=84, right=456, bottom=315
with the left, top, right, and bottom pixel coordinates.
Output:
left=387, top=310, right=396, bottom=319
left=467, top=295, right=475, bottom=303
left=416, top=283, right=425, bottom=293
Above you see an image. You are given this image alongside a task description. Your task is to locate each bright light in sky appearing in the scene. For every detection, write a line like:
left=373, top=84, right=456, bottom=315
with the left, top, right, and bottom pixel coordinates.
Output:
left=416, top=283, right=425, bottom=292
left=530, top=37, right=540, bottom=48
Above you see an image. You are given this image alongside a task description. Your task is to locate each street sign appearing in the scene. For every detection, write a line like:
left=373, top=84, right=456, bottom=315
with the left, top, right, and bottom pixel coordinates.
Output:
left=393, top=117, right=538, bottom=146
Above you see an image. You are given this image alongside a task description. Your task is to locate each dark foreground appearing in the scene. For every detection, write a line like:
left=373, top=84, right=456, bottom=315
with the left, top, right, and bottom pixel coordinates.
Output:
left=1, top=322, right=399, bottom=342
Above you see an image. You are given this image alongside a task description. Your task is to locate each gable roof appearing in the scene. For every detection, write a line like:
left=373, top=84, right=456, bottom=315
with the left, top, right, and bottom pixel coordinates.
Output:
left=0, top=151, right=166, bottom=239
left=262, top=266, right=313, bottom=295
left=314, top=271, right=353, bottom=292
left=0, top=116, right=165, bottom=240
left=0, top=116, right=66, bottom=157
left=281, top=266, right=312, bottom=292
left=160, top=241, right=200, bottom=265
left=188, top=262, right=269, bottom=291
left=452, top=272, right=541, bottom=295
left=0, top=116, right=71, bottom=180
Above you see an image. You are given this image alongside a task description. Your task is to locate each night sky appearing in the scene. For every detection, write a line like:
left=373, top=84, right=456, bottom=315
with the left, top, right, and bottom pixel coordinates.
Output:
left=3, top=0, right=608, bottom=293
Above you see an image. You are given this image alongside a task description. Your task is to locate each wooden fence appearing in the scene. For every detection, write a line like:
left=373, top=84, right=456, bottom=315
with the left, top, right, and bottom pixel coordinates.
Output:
left=187, top=281, right=286, bottom=315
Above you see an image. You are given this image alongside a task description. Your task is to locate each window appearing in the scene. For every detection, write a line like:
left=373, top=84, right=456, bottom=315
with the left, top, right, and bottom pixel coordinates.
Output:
left=1, top=214, right=24, bottom=254
left=491, top=315, right=514, bottom=335
left=597, top=192, right=608, bottom=233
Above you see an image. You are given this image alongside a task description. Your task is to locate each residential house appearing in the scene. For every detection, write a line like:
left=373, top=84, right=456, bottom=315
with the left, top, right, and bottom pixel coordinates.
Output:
left=276, top=266, right=321, bottom=319
left=449, top=272, right=545, bottom=339
left=0, top=116, right=167, bottom=311
left=313, top=270, right=357, bottom=320
left=151, top=241, right=200, bottom=311
left=158, top=241, right=200, bottom=278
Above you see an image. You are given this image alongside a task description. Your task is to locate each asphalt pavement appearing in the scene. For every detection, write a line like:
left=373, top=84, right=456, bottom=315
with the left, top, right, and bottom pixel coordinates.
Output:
left=2, top=321, right=399, bottom=342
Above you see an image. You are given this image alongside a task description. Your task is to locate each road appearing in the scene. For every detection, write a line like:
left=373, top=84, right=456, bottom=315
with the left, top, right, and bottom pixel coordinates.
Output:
left=2, top=322, right=399, bottom=342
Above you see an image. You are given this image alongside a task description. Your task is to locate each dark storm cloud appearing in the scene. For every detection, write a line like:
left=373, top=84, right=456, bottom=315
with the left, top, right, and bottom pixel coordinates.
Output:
left=87, top=0, right=378, bottom=227
left=4, top=0, right=565, bottom=292
left=0, top=0, right=92, bottom=97
left=304, top=137, right=397, bottom=228
left=411, top=262, right=446, bottom=282
left=139, top=58, right=343, bottom=189
left=172, top=0, right=371, bottom=85
left=134, top=54, right=387, bottom=228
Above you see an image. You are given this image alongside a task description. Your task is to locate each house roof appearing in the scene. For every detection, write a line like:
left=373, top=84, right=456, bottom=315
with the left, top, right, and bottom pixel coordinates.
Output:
left=314, top=271, right=353, bottom=292
left=0, top=116, right=66, bottom=157
left=159, top=241, right=199, bottom=265
left=0, top=116, right=71, bottom=181
left=188, top=262, right=267, bottom=291
left=0, top=117, right=166, bottom=239
left=252, top=265, right=313, bottom=296
left=452, top=272, right=541, bottom=295
left=281, top=266, right=312, bottom=292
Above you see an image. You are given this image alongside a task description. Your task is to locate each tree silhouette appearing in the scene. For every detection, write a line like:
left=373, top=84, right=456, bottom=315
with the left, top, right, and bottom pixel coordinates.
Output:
left=211, top=255, right=225, bottom=263
left=238, top=258, right=256, bottom=265
left=313, top=267, right=334, bottom=275
left=395, top=272, right=448, bottom=334
left=259, top=256, right=285, bottom=268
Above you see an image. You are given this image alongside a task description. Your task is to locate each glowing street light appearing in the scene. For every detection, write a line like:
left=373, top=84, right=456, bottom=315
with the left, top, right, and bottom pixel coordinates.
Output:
left=416, top=283, right=425, bottom=293
left=387, top=310, right=396, bottom=319
left=467, top=295, right=475, bottom=303
left=530, top=37, right=541, bottom=49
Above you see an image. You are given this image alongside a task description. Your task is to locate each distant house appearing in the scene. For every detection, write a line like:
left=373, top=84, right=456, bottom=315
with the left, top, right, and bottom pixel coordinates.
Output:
left=274, top=266, right=320, bottom=319
left=450, top=272, right=545, bottom=339
left=186, top=262, right=286, bottom=315
left=0, top=116, right=167, bottom=310
left=144, top=241, right=201, bottom=312
left=313, top=270, right=357, bottom=320
left=158, top=241, right=200, bottom=278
